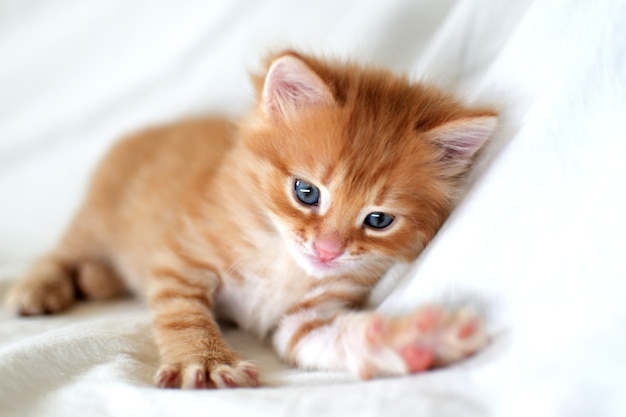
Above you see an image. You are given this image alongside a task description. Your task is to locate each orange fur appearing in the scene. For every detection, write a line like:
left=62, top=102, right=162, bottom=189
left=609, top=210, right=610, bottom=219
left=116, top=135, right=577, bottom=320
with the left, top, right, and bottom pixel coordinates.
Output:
left=6, top=50, right=497, bottom=388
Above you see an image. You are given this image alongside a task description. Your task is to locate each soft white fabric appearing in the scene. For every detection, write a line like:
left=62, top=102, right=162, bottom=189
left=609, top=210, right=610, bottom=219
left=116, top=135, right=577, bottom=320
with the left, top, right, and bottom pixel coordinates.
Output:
left=1, top=0, right=625, bottom=416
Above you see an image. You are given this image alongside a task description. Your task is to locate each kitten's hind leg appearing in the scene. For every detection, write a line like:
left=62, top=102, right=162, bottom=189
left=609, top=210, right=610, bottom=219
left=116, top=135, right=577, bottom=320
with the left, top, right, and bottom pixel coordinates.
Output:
left=76, top=260, right=127, bottom=300
left=6, top=254, right=127, bottom=316
left=6, top=256, right=78, bottom=315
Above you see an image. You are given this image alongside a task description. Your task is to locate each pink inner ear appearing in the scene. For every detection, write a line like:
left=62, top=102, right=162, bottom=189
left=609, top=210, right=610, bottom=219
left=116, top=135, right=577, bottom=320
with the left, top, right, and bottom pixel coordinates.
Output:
left=272, top=77, right=323, bottom=105
left=429, top=116, right=497, bottom=162
left=262, top=55, right=334, bottom=118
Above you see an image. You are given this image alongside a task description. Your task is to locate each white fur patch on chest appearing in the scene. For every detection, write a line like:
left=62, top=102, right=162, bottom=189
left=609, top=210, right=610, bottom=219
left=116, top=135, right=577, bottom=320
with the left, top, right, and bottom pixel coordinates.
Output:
left=214, top=248, right=313, bottom=338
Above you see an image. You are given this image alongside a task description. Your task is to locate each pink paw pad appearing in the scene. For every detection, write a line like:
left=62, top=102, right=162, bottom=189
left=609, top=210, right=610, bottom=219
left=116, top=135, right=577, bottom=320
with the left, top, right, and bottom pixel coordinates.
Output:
left=415, top=306, right=442, bottom=332
left=457, top=318, right=478, bottom=340
left=400, top=345, right=435, bottom=373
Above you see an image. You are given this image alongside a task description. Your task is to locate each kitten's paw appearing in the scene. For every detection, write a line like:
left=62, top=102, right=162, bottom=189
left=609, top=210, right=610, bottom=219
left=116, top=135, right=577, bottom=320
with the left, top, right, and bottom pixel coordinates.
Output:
left=6, top=264, right=75, bottom=315
left=156, top=360, right=259, bottom=389
left=210, top=362, right=260, bottom=389
left=349, top=305, right=488, bottom=379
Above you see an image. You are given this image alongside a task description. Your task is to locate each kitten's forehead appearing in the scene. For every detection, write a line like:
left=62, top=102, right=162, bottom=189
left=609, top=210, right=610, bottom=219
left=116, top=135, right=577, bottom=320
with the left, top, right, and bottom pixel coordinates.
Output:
left=329, top=164, right=389, bottom=201
left=284, top=119, right=424, bottom=215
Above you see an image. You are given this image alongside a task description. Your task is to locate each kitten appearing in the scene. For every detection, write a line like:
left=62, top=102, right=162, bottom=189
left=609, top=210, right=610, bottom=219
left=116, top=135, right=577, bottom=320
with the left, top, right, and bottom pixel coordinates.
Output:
left=6, top=50, right=497, bottom=389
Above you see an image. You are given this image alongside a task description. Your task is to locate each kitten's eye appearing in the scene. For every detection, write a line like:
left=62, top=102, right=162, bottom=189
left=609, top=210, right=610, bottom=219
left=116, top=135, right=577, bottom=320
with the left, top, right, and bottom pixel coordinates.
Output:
left=294, top=179, right=320, bottom=206
left=364, top=212, right=394, bottom=229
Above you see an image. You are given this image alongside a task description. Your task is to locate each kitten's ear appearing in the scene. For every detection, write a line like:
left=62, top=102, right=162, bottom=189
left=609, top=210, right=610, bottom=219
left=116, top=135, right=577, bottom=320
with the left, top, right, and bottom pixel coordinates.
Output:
left=261, top=55, right=334, bottom=119
left=427, top=115, right=497, bottom=166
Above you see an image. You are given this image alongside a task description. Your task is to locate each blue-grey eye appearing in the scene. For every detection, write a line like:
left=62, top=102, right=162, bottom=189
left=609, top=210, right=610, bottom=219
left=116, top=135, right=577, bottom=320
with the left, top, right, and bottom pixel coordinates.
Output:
left=364, top=212, right=394, bottom=229
left=294, top=179, right=320, bottom=206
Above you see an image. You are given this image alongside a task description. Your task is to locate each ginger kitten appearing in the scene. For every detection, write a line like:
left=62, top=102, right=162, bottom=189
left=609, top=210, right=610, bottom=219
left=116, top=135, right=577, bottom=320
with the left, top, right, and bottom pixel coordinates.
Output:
left=6, top=50, right=497, bottom=388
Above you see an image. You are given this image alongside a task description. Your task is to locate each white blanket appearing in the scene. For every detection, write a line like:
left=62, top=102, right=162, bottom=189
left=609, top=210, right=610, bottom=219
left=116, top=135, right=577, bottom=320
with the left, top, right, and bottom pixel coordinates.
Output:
left=1, top=0, right=625, bottom=416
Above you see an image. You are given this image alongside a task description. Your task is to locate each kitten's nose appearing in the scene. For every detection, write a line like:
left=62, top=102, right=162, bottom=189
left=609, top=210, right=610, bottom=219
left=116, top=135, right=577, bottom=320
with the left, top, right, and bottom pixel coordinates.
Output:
left=313, top=235, right=344, bottom=263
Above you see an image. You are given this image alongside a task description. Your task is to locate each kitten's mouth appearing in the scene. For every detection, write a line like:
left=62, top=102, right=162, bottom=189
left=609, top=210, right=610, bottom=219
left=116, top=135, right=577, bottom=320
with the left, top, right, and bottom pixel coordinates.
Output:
left=287, top=240, right=342, bottom=277
left=309, top=256, right=335, bottom=269
left=299, top=253, right=341, bottom=277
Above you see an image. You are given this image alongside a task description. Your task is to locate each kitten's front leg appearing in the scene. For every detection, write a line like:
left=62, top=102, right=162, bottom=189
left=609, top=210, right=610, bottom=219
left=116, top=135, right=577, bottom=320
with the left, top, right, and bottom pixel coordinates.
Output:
left=148, top=267, right=259, bottom=389
left=274, top=304, right=488, bottom=379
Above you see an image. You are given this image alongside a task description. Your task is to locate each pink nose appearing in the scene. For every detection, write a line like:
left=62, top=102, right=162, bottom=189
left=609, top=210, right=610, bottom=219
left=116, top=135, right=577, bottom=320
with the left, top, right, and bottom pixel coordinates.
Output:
left=313, top=235, right=344, bottom=263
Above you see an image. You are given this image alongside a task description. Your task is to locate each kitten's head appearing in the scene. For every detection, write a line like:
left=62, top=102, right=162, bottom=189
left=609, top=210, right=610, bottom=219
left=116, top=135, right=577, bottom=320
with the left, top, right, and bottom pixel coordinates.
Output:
left=240, top=51, right=497, bottom=278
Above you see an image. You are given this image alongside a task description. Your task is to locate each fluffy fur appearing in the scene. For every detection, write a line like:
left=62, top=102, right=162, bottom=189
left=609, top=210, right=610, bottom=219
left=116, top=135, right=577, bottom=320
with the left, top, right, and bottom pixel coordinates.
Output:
left=6, top=50, right=497, bottom=388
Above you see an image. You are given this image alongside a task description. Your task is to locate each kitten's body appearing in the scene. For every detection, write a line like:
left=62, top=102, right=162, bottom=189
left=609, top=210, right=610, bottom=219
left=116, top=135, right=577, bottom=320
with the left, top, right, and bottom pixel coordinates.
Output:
left=7, top=51, right=497, bottom=388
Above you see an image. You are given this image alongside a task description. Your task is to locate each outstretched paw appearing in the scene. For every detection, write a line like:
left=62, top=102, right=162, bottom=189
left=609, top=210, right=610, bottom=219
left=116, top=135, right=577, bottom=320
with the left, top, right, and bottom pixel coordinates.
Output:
left=351, top=305, right=488, bottom=379
left=156, top=360, right=259, bottom=389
